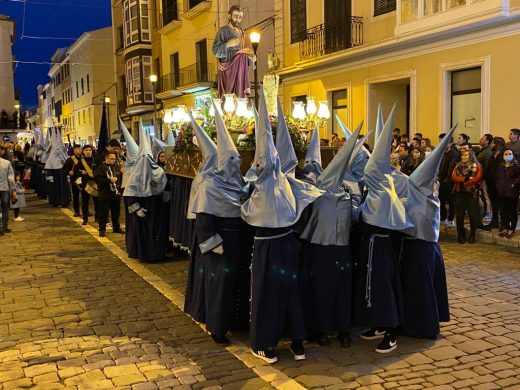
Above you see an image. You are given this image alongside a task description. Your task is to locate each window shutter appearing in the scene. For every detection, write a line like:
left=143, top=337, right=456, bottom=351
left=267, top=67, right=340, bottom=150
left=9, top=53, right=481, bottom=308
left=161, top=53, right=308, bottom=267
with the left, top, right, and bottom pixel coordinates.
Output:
left=374, top=0, right=396, bottom=16
left=290, top=0, right=307, bottom=44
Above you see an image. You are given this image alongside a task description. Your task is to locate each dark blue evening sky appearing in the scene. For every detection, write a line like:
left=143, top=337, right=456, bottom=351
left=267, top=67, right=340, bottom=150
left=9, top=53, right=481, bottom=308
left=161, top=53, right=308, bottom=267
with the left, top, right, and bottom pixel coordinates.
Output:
left=1, top=0, right=112, bottom=108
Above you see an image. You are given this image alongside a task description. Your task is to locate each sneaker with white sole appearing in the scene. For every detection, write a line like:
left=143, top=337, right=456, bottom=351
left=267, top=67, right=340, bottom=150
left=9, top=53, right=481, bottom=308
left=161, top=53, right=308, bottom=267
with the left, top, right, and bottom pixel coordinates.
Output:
left=252, top=349, right=278, bottom=364
left=360, top=328, right=386, bottom=340
left=290, top=341, right=306, bottom=361
left=14, top=217, right=24, bottom=222
left=375, top=334, right=398, bottom=353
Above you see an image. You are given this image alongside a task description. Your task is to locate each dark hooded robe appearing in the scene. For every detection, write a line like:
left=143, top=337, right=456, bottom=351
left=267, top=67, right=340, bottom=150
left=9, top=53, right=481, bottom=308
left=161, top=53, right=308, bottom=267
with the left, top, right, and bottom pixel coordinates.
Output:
left=241, top=92, right=324, bottom=351
left=123, top=121, right=168, bottom=262
left=44, top=127, right=70, bottom=207
left=184, top=109, right=250, bottom=338
left=397, top=127, right=454, bottom=338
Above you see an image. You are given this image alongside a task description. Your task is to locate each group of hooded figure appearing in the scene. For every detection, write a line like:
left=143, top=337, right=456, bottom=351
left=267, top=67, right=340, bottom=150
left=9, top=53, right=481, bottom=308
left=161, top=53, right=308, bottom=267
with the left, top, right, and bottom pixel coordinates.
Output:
left=182, top=87, right=452, bottom=364
left=28, top=127, right=71, bottom=207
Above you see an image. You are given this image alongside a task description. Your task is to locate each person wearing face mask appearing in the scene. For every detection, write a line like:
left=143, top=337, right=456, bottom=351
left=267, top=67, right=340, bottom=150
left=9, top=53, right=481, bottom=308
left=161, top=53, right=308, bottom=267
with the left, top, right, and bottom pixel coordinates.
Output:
left=483, top=137, right=506, bottom=230
left=451, top=149, right=483, bottom=243
left=494, top=149, right=520, bottom=239
left=424, top=145, right=434, bottom=157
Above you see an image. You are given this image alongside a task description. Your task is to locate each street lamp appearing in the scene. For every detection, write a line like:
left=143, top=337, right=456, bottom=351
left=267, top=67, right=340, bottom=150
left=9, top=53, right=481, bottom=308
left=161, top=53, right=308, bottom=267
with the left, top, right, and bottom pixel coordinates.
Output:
left=150, top=74, right=159, bottom=139
left=104, top=96, right=111, bottom=133
left=249, top=31, right=261, bottom=109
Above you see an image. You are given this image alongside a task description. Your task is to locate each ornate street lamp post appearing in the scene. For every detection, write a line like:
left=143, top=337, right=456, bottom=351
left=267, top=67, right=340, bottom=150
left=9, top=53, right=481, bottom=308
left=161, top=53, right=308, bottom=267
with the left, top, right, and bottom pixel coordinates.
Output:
left=249, top=31, right=261, bottom=109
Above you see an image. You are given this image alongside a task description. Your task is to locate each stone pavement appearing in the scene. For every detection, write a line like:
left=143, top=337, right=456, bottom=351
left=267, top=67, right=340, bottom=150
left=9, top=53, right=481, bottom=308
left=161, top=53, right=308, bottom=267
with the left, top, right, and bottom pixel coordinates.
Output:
left=1, top=192, right=520, bottom=389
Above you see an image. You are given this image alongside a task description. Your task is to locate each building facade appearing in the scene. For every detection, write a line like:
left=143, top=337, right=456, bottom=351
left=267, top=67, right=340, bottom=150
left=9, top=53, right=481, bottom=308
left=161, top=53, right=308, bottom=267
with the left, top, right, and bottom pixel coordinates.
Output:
left=277, top=0, right=520, bottom=144
left=38, top=27, right=116, bottom=145
left=0, top=14, right=17, bottom=129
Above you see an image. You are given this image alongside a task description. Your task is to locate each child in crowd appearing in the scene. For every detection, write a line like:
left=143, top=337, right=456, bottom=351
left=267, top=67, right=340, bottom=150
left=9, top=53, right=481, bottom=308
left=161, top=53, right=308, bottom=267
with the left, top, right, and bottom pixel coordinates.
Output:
left=11, top=172, right=26, bottom=221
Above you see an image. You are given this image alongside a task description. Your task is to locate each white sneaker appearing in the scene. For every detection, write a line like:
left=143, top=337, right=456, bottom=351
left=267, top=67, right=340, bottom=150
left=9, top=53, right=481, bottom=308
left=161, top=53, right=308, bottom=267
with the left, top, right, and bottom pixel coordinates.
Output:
left=14, top=217, right=24, bottom=222
left=446, top=220, right=455, bottom=228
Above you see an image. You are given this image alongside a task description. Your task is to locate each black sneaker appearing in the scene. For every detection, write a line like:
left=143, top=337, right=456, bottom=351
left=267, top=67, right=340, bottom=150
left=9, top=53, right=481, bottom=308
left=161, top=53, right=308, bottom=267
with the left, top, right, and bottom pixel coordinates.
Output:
left=252, top=349, right=277, bottom=364
left=360, top=328, right=386, bottom=340
left=73, top=213, right=80, bottom=217
left=211, top=333, right=230, bottom=346
left=3, top=228, right=11, bottom=233
left=82, top=221, right=88, bottom=225
left=290, top=341, right=306, bottom=361
left=99, top=231, right=106, bottom=237
left=375, top=334, right=398, bottom=353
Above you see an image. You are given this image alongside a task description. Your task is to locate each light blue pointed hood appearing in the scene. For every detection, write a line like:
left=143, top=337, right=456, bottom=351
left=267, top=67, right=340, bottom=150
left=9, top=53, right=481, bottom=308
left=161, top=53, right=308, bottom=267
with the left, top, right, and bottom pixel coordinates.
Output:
left=241, top=90, right=323, bottom=228
left=188, top=107, right=247, bottom=219
left=44, top=127, right=68, bottom=169
left=166, top=129, right=176, bottom=147
left=187, top=111, right=217, bottom=220
left=375, top=104, right=384, bottom=143
left=119, top=118, right=138, bottom=163
left=151, top=135, right=167, bottom=159
left=40, top=128, right=52, bottom=163
left=119, top=118, right=139, bottom=188
left=245, top=104, right=262, bottom=182
left=361, top=103, right=411, bottom=230
left=404, top=125, right=457, bottom=242
left=317, top=121, right=363, bottom=193
left=336, top=115, right=370, bottom=183
left=301, top=126, right=323, bottom=184
left=275, top=98, right=298, bottom=177
left=123, top=120, right=167, bottom=197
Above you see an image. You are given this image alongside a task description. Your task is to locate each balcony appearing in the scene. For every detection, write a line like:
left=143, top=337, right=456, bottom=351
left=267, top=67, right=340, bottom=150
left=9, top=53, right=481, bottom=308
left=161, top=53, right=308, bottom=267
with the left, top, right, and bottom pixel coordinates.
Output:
left=299, top=18, right=364, bottom=61
left=158, top=2, right=181, bottom=34
left=396, top=0, right=510, bottom=36
left=157, top=63, right=216, bottom=98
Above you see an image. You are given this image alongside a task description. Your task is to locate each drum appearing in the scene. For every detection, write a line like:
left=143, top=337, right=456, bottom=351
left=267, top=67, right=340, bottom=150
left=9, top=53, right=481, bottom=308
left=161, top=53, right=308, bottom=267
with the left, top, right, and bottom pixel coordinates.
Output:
left=75, top=177, right=83, bottom=189
left=84, top=180, right=98, bottom=197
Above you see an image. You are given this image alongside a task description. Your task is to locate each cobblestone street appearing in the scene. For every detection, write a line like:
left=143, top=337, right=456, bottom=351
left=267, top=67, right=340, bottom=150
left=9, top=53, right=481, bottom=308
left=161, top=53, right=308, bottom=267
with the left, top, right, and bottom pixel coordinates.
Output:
left=1, top=192, right=520, bottom=389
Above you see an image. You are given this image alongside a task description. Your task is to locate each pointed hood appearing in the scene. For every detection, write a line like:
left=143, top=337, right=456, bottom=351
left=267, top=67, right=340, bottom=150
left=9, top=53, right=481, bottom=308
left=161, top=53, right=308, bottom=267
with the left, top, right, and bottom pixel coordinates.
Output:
left=275, top=98, right=298, bottom=177
left=241, top=90, right=323, bottom=228
left=166, top=129, right=176, bottom=146
left=404, top=125, right=458, bottom=242
left=188, top=106, right=248, bottom=219
left=151, top=135, right=167, bottom=159
left=40, top=128, right=52, bottom=163
left=119, top=118, right=138, bottom=163
left=361, top=103, right=411, bottom=230
left=44, top=127, right=68, bottom=169
left=375, top=104, right=384, bottom=143
left=244, top=103, right=263, bottom=182
left=186, top=111, right=218, bottom=220
left=123, top=120, right=167, bottom=197
left=214, top=101, right=242, bottom=181
left=317, top=121, right=363, bottom=192
left=301, top=126, right=323, bottom=184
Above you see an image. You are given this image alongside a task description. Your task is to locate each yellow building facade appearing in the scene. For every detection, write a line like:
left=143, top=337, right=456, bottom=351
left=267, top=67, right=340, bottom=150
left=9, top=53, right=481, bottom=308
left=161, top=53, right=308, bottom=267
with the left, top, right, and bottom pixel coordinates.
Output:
left=277, top=0, right=520, bottom=144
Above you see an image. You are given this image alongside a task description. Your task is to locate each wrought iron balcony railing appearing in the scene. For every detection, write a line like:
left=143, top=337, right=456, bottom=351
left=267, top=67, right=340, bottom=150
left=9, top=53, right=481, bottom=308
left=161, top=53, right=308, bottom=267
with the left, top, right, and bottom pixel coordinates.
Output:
left=299, top=18, right=363, bottom=60
left=159, top=62, right=216, bottom=92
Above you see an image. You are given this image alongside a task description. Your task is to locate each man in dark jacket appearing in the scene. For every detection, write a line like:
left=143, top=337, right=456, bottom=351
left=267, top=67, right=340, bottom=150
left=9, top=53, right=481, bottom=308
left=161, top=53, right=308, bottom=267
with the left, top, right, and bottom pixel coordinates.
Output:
left=438, top=134, right=459, bottom=225
left=398, top=143, right=414, bottom=175
left=78, top=145, right=98, bottom=225
left=94, top=152, right=124, bottom=237
left=63, top=144, right=83, bottom=217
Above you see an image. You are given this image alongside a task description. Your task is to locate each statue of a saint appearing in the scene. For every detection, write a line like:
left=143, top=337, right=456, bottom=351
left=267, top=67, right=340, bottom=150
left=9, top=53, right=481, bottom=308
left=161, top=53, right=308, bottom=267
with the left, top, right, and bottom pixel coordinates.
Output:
left=212, top=6, right=256, bottom=98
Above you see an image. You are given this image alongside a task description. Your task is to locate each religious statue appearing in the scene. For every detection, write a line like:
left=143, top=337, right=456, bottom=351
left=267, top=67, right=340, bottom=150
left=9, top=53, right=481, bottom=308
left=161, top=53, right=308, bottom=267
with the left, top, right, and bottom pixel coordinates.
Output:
left=212, top=5, right=256, bottom=98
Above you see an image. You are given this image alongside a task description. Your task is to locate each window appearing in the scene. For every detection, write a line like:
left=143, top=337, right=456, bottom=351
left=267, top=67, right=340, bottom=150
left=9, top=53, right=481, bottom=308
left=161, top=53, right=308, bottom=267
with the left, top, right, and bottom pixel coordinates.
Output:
left=140, top=0, right=150, bottom=41
left=162, top=0, right=178, bottom=25
left=170, top=52, right=180, bottom=89
left=189, top=0, right=204, bottom=8
left=142, top=56, right=153, bottom=102
left=331, top=90, right=348, bottom=136
left=86, top=74, right=90, bottom=93
left=81, top=78, right=85, bottom=95
left=196, top=39, right=208, bottom=82
left=126, top=55, right=153, bottom=105
left=450, top=67, right=481, bottom=141
left=82, top=110, right=85, bottom=124
left=290, top=0, right=307, bottom=44
left=89, top=107, right=93, bottom=124
left=123, top=0, right=140, bottom=46
left=76, top=82, right=79, bottom=98
left=374, top=0, right=396, bottom=16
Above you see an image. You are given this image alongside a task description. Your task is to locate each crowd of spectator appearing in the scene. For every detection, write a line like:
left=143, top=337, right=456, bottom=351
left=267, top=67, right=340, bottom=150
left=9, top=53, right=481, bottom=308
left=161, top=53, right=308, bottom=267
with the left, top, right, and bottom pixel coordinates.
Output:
left=391, top=128, right=520, bottom=243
